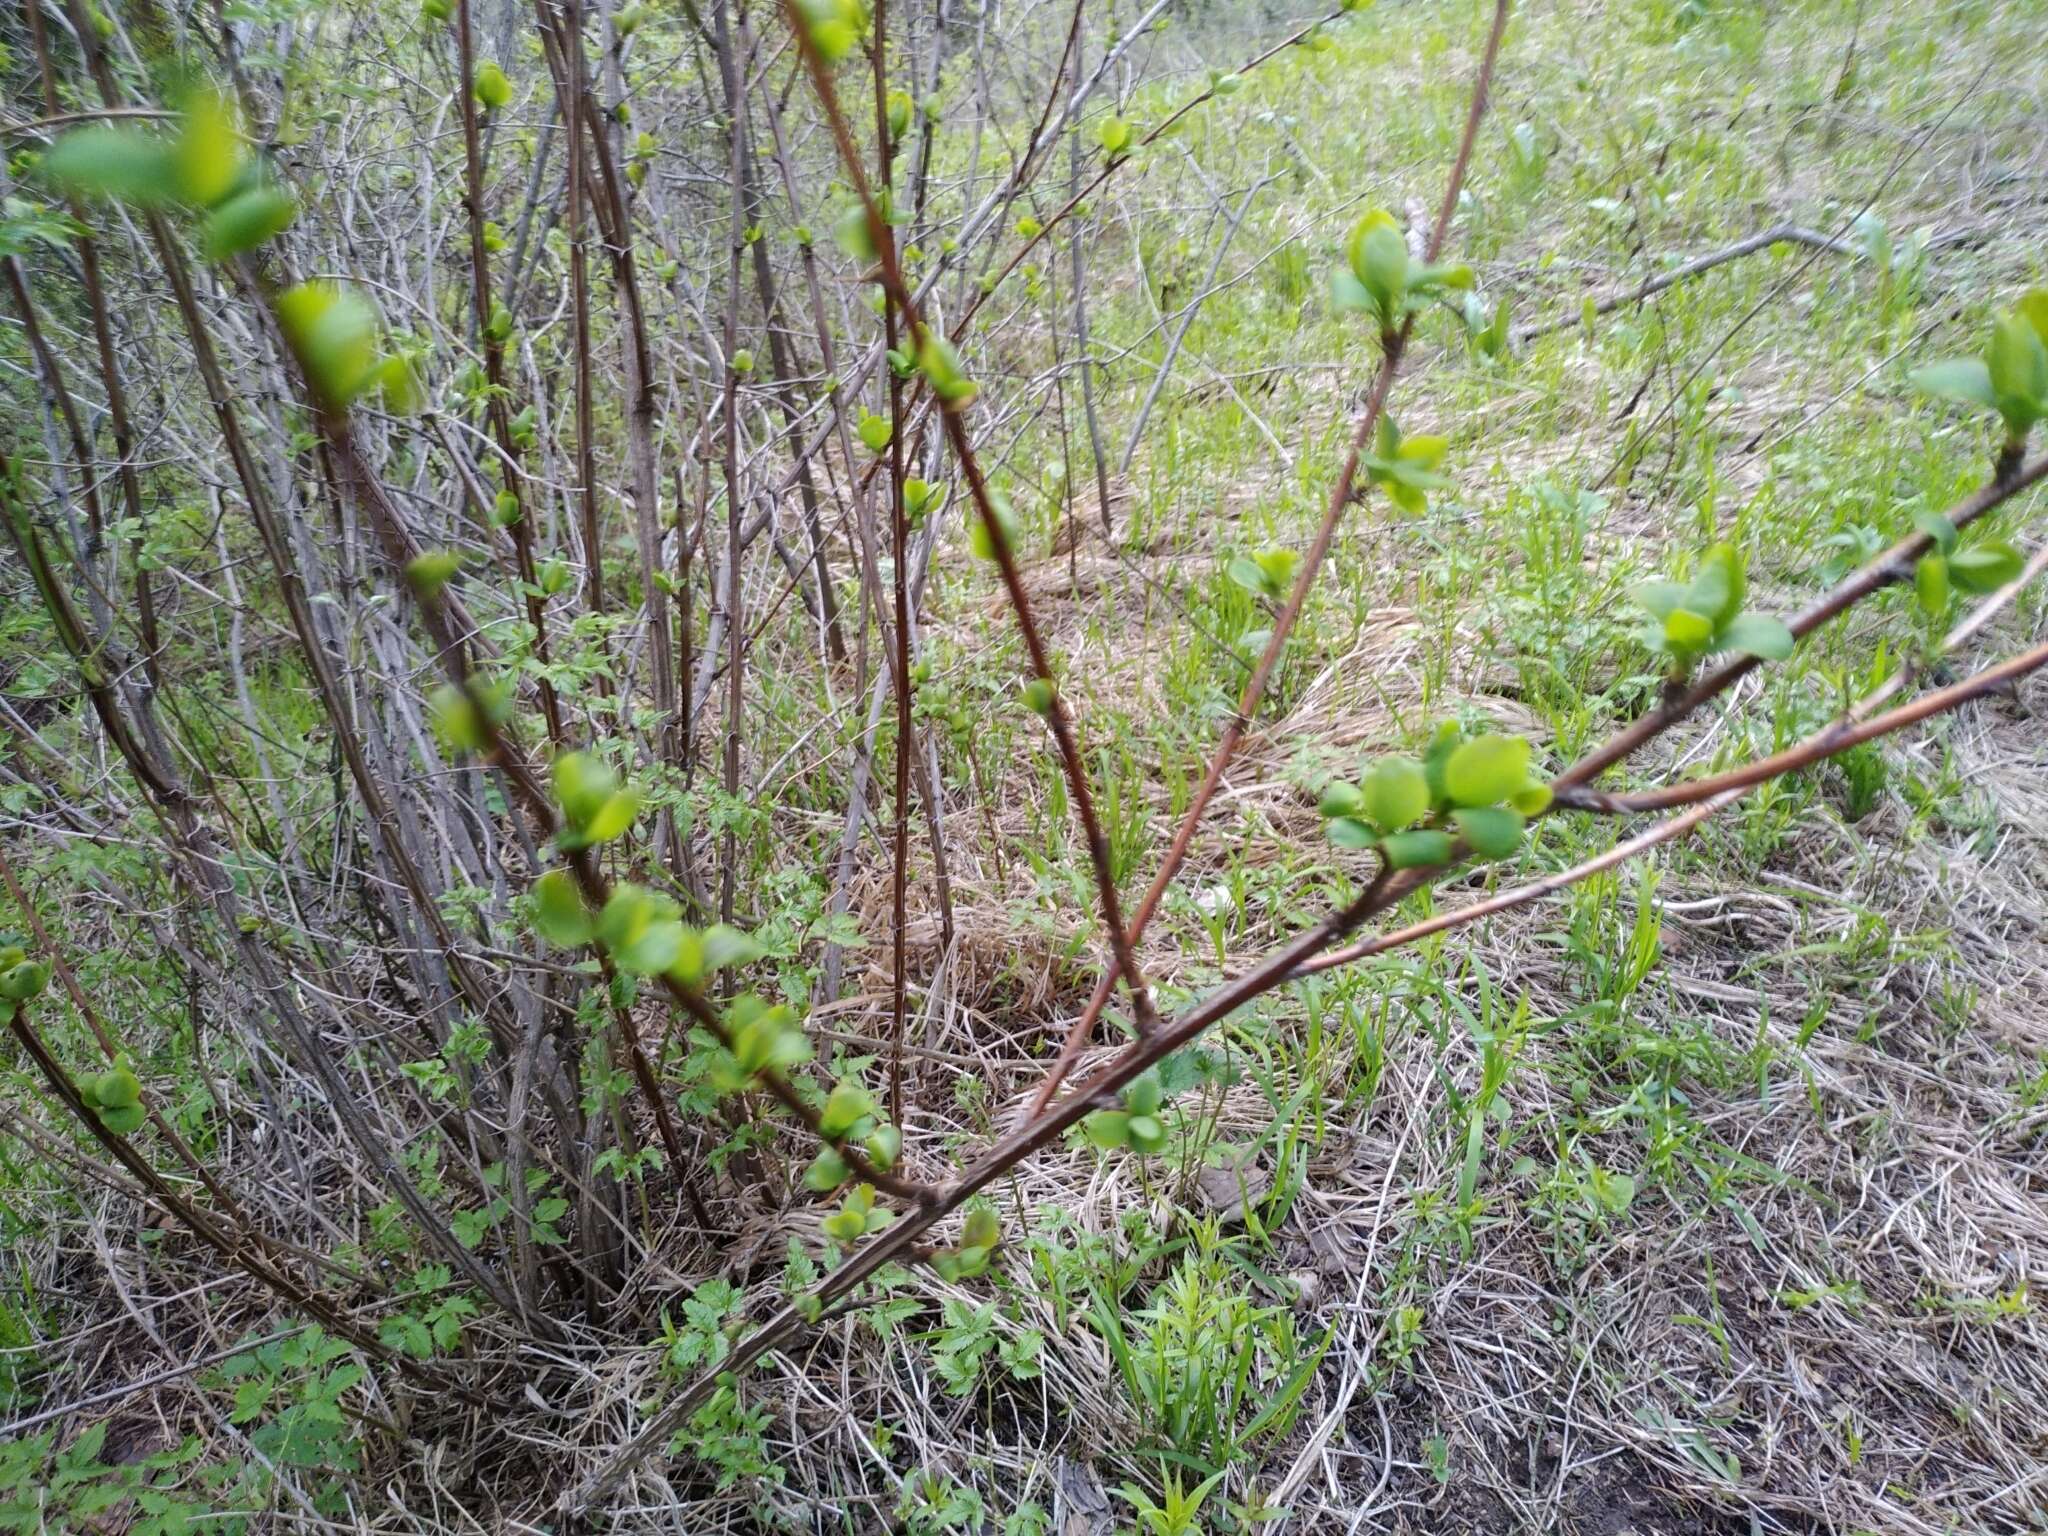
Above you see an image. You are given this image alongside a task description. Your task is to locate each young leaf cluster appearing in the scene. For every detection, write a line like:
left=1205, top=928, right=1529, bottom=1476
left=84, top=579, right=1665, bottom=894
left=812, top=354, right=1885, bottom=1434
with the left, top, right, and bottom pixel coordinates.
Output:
left=276, top=282, right=415, bottom=411
left=1226, top=547, right=1301, bottom=604
left=822, top=1182, right=891, bottom=1246
left=38, top=92, right=295, bottom=265
left=1329, top=209, right=1471, bottom=337
left=551, top=751, right=641, bottom=850
left=0, top=942, right=50, bottom=1025
left=1913, top=290, right=2048, bottom=459
left=72, top=1056, right=145, bottom=1136
left=1632, top=543, right=1794, bottom=673
left=532, top=870, right=760, bottom=985
left=1910, top=512, right=2023, bottom=619
left=1082, top=1068, right=1171, bottom=1154
left=1320, top=725, right=1551, bottom=869
left=930, top=1207, right=1002, bottom=1283
left=0, top=948, right=126, bottom=1129
left=1361, top=415, right=1449, bottom=514
left=795, top=0, right=870, bottom=65
left=802, top=1079, right=903, bottom=1191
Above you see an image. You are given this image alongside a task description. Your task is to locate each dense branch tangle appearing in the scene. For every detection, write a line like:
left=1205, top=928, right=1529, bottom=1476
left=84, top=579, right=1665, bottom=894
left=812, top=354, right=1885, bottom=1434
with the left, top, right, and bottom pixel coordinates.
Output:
left=1, top=0, right=2046, bottom=1521
left=560, top=3, right=2048, bottom=1503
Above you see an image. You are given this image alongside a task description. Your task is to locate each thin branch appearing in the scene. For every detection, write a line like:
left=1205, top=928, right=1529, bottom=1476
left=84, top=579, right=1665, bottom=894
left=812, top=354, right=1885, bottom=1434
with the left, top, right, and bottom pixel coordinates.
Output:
left=1554, top=453, right=2048, bottom=791
left=1510, top=222, right=1854, bottom=344
left=786, top=3, right=1161, bottom=1038
left=1029, top=0, right=1514, bottom=1112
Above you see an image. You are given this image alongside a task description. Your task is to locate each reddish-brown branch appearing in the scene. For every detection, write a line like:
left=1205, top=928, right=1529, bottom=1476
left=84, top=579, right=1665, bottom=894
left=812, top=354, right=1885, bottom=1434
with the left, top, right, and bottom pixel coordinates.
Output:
left=1559, top=637, right=2048, bottom=816
left=1302, top=503, right=2048, bottom=975
left=2, top=999, right=451, bottom=1385
left=565, top=5, right=1515, bottom=1508
left=454, top=0, right=566, bottom=746
left=1553, top=452, right=2048, bottom=791
left=874, top=0, right=915, bottom=1123
left=786, top=4, right=1160, bottom=1036
left=1028, top=0, right=1513, bottom=1112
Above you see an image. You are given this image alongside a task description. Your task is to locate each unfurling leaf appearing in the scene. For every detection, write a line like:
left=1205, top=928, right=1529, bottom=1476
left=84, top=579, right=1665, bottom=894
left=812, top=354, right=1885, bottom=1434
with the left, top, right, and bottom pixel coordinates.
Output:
left=803, top=1148, right=851, bottom=1192
left=0, top=961, right=49, bottom=1001
left=1082, top=1110, right=1130, bottom=1149
left=1125, top=1070, right=1163, bottom=1117
left=1380, top=828, right=1455, bottom=870
left=819, top=1081, right=875, bottom=1140
left=1912, top=510, right=1960, bottom=556
left=834, top=200, right=876, bottom=262
left=821, top=1183, right=889, bottom=1246
left=1915, top=553, right=1950, bottom=617
left=1686, top=544, right=1745, bottom=629
left=553, top=751, right=618, bottom=826
left=1452, top=805, right=1524, bottom=859
left=552, top=751, right=640, bottom=847
left=1635, top=542, right=1794, bottom=668
left=795, top=0, right=868, bottom=65
left=966, top=495, right=1016, bottom=559
left=1346, top=210, right=1408, bottom=325
left=474, top=61, right=513, bottom=111
left=98, top=1102, right=146, bottom=1135
left=1361, top=756, right=1430, bottom=831
left=903, top=478, right=946, bottom=524
left=1987, top=312, right=2048, bottom=433
left=597, top=884, right=684, bottom=974
left=1719, top=611, right=1795, bottom=661
left=1633, top=580, right=1687, bottom=621
left=1324, top=816, right=1379, bottom=849
left=1319, top=780, right=1364, bottom=818
left=1949, top=540, right=2023, bottom=593
left=581, top=791, right=641, bottom=845
left=406, top=549, right=462, bottom=600
left=1912, top=290, right=2048, bottom=445
left=1125, top=1114, right=1168, bottom=1154
left=1662, top=606, right=1714, bottom=653
left=429, top=682, right=485, bottom=753
left=1911, top=358, right=1996, bottom=410
left=961, top=1207, right=999, bottom=1250
left=1362, top=416, right=1450, bottom=514
left=39, top=127, right=178, bottom=205
left=172, top=91, right=243, bottom=207
left=864, top=1123, right=901, bottom=1171
left=916, top=333, right=978, bottom=408
left=701, top=923, right=764, bottom=973
left=1227, top=546, right=1300, bottom=603
left=729, top=996, right=811, bottom=1075
left=201, top=182, right=296, bottom=260
left=276, top=282, right=382, bottom=408
left=1443, top=734, right=1531, bottom=809
left=531, top=870, right=593, bottom=947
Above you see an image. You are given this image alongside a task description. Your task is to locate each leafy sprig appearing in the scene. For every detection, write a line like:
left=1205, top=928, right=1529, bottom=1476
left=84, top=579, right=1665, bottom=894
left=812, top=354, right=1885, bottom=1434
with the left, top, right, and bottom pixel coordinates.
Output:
left=1319, top=723, right=1551, bottom=869
left=1226, top=547, right=1301, bottom=604
left=1910, top=511, right=2023, bottom=620
left=39, top=92, right=295, bottom=265
left=1330, top=209, right=1472, bottom=338
left=1360, top=415, right=1450, bottom=515
left=1081, top=1067, right=1170, bottom=1153
left=1912, top=290, right=2048, bottom=470
left=1632, top=542, right=1794, bottom=674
